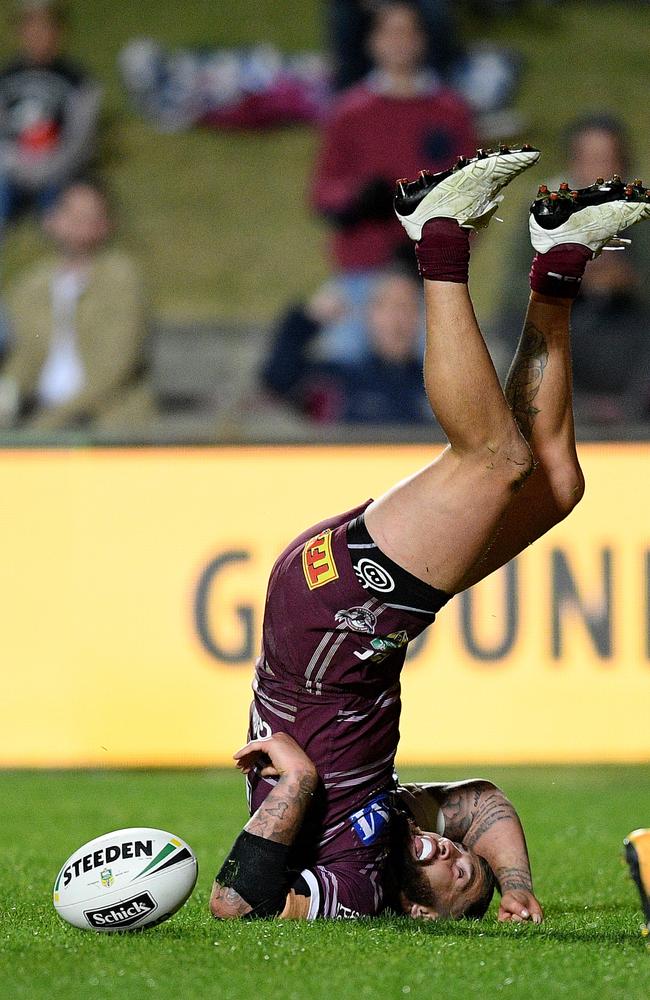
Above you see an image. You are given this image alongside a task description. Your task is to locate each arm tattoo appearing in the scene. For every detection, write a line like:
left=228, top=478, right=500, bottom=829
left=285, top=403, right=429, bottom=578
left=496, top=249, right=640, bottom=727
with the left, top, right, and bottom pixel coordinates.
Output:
left=463, top=791, right=519, bottom=848
left=494, top=866, right=533, bottom=893
left=505, top=321, right=549, bottom=440
left=246, top=772, right=316, bottom=846
left=462, top=787, right=535, bottom=895
left=210, top=884, right=252, bottom=918
left=262, top=801, right=290, bottom=820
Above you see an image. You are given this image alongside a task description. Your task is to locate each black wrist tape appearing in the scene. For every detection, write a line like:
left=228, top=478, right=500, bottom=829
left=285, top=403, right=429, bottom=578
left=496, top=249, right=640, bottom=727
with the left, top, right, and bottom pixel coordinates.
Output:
left=216, top=830, right=290, bottom=918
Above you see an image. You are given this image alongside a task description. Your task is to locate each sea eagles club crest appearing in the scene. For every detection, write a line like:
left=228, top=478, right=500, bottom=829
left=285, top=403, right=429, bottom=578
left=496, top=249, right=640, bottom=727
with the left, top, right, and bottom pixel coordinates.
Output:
left=334, top=607, right=378, bottom=634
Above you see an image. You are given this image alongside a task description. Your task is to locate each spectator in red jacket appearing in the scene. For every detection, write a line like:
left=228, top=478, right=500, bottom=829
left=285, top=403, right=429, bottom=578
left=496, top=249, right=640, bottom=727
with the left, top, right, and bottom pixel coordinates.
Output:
left=312, top=0, right=475, bottom=275
left=311, top=0, right=474, bottom=362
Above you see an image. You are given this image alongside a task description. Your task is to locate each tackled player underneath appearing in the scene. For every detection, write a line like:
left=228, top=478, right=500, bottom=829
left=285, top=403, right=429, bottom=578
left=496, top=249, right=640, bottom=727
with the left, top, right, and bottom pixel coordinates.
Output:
left=209, top=147, right=650, bottom=923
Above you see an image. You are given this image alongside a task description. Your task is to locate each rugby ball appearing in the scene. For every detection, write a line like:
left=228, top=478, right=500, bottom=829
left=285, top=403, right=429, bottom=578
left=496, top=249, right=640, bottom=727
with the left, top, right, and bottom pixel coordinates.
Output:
left=53, top=827, right=198, bottom=932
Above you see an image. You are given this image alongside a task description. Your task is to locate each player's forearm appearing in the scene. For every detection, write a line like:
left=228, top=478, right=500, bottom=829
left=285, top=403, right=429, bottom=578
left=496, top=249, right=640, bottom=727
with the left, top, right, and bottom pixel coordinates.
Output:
left=245, top=764, right=318, bottom=845
left=211, top=764, right=317, bottom=920
left=463, top=786, right=534, bottom=894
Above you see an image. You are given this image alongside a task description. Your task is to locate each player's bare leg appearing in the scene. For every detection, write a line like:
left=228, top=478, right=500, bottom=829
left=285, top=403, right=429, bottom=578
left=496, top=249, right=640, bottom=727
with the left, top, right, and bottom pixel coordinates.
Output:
left=365, top=148, right=540, bottom=593
left=457, top=292, right=581, bottom=589
left=459, top=176, right=650, bottom=588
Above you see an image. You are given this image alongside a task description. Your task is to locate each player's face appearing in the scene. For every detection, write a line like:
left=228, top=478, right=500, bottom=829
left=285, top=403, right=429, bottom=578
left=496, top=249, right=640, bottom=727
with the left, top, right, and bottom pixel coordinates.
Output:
left=393, top=815, right=488, bottom=920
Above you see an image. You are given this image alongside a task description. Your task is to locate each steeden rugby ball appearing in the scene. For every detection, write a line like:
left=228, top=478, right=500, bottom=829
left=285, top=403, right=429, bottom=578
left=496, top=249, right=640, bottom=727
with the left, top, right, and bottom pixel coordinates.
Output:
left=53, top=827, right=198, bottom=931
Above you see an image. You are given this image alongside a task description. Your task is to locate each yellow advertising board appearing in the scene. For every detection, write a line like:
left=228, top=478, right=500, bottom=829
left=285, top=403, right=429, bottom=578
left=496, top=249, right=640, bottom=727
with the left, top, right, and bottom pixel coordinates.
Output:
left=2, top=444, right=649, bottom=767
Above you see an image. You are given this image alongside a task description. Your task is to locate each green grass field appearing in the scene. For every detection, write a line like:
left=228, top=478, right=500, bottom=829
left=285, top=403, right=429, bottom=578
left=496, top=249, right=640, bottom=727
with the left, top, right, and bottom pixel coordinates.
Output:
left=2, top=766, right=649, bottom=999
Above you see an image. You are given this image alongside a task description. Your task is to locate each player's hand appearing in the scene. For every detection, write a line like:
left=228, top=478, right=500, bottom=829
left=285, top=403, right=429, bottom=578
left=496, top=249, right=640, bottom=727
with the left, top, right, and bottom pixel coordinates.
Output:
left=498, top=890, right=544, bottom=924
left=234, top=732, right=316, bottom=781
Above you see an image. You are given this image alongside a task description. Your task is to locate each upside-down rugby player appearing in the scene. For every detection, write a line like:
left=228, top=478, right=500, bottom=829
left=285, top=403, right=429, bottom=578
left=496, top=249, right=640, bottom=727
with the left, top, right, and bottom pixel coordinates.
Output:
left=210, top=148, right=650, bottom=922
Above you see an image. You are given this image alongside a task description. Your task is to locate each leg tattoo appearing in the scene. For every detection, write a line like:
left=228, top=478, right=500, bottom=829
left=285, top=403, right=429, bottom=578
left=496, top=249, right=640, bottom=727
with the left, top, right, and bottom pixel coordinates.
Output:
left=505, top=321, right=549, bottom=441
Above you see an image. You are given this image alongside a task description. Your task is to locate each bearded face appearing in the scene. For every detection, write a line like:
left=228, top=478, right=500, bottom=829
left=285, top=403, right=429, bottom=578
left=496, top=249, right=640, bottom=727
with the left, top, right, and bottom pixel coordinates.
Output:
left=389, top=811, right=495, bottom=920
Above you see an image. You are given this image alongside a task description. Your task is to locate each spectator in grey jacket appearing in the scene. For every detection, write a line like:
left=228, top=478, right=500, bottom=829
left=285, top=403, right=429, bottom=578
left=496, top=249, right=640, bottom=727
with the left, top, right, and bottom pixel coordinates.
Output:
left=0, top=1, right=102, bottom=233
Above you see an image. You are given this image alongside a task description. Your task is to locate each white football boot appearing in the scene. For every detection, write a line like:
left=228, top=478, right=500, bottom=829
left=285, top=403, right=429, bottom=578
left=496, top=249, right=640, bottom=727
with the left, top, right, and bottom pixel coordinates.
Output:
left=394, top=144, right=540, bottom=240
left=530, top=176, right=650, bottom=255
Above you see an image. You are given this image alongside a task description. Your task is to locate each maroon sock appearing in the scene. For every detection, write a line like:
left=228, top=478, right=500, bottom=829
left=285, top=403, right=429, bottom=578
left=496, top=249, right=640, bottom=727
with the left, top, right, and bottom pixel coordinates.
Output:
left=415, top=218, right=470, bottom=283
left=529, top=243, right=593, bottom=298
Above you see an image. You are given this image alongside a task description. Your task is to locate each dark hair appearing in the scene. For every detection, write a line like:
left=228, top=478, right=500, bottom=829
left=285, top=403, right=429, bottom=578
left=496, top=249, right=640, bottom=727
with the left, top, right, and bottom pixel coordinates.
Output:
left=461, top=856, right=496, bottom=920
left=563, top=113, right=631, bottom=175
left=17, top=1, right=67, bottom=21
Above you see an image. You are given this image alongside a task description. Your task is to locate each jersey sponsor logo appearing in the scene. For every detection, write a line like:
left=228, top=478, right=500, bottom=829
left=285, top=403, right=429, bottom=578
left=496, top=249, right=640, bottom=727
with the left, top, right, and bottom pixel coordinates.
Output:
left=302, top=529, right=339, bottom=590
left=334, top=607, right=377, bottom=634
left=354, top=558, right=395, bottom=593
left=250, top=704, right=272, bottom=740
left=335, top=904, right=362, bottom=919
left=353, top=630, right=409, bottom=663
left=350, top=794, right=391, bottom=846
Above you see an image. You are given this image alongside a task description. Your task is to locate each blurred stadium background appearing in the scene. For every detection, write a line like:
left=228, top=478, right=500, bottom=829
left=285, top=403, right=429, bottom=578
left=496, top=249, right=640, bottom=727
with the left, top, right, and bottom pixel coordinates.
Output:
left=2, top=1, right=649, bottom=997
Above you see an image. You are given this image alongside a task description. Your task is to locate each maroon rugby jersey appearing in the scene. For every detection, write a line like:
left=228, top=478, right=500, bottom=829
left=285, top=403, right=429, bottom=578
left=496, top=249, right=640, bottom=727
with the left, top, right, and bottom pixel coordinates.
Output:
left=247, top=501, right=451, bottom=918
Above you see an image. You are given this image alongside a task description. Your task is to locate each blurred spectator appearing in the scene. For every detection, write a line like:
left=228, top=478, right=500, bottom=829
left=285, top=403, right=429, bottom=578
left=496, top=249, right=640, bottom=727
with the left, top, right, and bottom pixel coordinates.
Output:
left=0, top=178, right=152, bottom=431
left=491, top=113, right=650, bottom=423
left=327, top=0, right=463, bottom=91
left=313, top=0, right=475, bottom=275
left=568, top=254, right=650, bottom=423
left=312, top=0, right=474, bottom=362
left=496, top=114, right=636, bottom=323
left=0, top=1, right=101, bottom=234
left=562, top=113, right=631, bottom=188
left=261, top=270, right=434, bottom=425
left=119, top=39, right=330, bottom=133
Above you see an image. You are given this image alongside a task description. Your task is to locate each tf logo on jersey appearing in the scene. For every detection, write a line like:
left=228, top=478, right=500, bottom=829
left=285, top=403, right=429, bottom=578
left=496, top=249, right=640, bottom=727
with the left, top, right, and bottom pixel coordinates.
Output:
left=302, top=529, right=339, bottom=590
left=334, top=607, right=377, bottom=634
